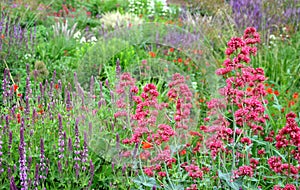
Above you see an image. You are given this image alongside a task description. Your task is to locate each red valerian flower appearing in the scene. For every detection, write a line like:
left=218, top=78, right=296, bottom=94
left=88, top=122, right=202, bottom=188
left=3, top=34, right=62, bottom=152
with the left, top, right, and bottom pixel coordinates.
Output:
left=275, top=112, right=300, bottom=149
left=233, top=165, right=254, bottom=178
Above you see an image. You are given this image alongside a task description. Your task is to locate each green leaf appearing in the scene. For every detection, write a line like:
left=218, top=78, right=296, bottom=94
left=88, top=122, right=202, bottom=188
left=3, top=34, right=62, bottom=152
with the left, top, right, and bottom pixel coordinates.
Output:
left=218, top=170, right=240, bottom=190
left=133, top=175, right=159, bottom=188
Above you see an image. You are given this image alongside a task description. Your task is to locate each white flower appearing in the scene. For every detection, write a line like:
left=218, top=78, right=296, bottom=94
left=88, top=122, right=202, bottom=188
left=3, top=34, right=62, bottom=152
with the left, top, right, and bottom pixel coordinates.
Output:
left=24, top=54, right=32, bottom=60
left=282, top=27, right=287, bottom=32
left=79, top=36, right=86, bottom=43
left=90, top=36, right=97, bottom=42
left=269, top=34, right=276, bottom=40
left=73, top=31, right=81, bottom=39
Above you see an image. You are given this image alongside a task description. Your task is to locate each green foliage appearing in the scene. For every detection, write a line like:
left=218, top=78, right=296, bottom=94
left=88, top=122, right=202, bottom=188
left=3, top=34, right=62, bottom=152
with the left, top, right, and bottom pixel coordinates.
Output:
left=79, top=0, right=128, bottom=16
left=1, top=0, right=300, bottom=189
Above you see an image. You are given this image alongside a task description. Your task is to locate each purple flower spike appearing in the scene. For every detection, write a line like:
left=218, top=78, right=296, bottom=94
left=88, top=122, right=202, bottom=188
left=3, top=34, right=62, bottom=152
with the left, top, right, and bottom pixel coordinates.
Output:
left=88, top=159, right=94, bottom=187
left=68, top=137, right=73, bottom=152
left=10, top=176, right=18, bottom=190
left=19, top=126, right=28, bottom=190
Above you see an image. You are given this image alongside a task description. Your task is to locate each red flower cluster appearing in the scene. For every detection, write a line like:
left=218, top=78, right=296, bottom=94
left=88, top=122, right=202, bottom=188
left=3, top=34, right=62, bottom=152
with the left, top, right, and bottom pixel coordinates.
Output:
left=268, top=156, right=298, bottom=175
left=203, top=27, right=268, bottom=161
left=143, top=164, right=167, bottom=178
left=167, top=73, right=193, bottom=129
left=147, top=124, right=175, bottom=145
left=273, top=184, right=297, bottom=190
left=275, top=112, right=300, bottom=149
left=114, top=73, right=138, bottom=119
left=233, top=165, right=254, bottom=178
left=181, top=163, right=203, bottom=179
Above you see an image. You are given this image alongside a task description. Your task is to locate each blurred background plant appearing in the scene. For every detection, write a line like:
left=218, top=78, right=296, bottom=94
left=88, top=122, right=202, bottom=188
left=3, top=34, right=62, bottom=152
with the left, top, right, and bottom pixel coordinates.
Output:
left=229, top=0, right=300, bottom=42
left=128, top=0, right=180, bottom=19
left=100, top=10, right=143, bottom=30
left=0, top=11, right=37, bottom=83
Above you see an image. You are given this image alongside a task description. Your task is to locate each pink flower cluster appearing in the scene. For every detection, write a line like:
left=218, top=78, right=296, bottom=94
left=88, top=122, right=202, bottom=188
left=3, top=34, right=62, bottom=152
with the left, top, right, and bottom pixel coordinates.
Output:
left=147, top=124, right=176, bottom=145
left=181, top=163, right=203, bottom=179
left=127, top=83, right=171, bottom=144
left=233, top=165, right=253, bottom=179
left=143, top=164, right=167, bottom=178
left=114, top=73, right=138, bottom=119
left=216, top=28, right=268, bottom=133
left=273, top=184, right=297, bottom=190
left=114, top=72, right=197, bottom=184
left=217, top=27, right=260, bottom=75
left=267, top=156, right=298, bottom=175
left=275, top=112, right=300, bottom=150
left=268, top=112, right=300, bottom=178
left=186, top=184, right=198, bottom=190
left=203, top=27, right=268, bottom=160
left=167, top=73, right=193, bottom=129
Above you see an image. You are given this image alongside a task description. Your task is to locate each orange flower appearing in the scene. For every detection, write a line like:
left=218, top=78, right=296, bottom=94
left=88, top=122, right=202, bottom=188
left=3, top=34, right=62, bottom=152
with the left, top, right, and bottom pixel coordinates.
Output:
left=173, top=59, right=177, bottom=63
left=288, top=101, right=295, bottom=107
left=142, top=141, right=153, bottom=149
left=199, top=98, right=205, bottom=103
left=274, top=90, right=279, bottom=96
left=1, top=34, right=4, bottom=39
left=38, top=104, right=43, bottom=109
left=266, top=88, right=273, bottom=94
left=293, top=92, right=298, bottom=99
left=38, top=109, right=44, bottom=115
left=178, top=58, right=182, bottom=63
left=17, top=93, right=22, bottom=97
left=66, top=107, right=73, bottom=111
left=13, top=84, right=18, bottom=92
left=55, top=84, right=59, bottom=90
left=179, top=149, right=186, bottom=156
left=169, top=47, right=174, bottom=52
left=149, top=51, right=156, bottom=58
left=193, top=49, right=203, bottom=55
left=246, top=87, right=252, bottom=92
left=19, top=106, right=24, bottom=111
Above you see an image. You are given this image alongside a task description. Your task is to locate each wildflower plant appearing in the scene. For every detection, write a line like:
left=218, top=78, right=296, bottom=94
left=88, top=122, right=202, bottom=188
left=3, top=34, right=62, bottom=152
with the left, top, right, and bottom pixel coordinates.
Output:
left=1, top=1, right=300, bottom=189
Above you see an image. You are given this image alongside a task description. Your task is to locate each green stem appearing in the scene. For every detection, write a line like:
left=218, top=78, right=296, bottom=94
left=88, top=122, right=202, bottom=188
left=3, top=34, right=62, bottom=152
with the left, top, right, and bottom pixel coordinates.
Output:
left=287, top=146, right=291, bottom=184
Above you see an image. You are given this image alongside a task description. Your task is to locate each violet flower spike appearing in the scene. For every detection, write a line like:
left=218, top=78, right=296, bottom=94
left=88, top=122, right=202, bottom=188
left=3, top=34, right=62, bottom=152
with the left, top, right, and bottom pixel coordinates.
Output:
left=88, top=159, right=94, bottom=187
left=19, top=126, right=28, bottom=190
left=10, top=176, right=18, bottom=190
